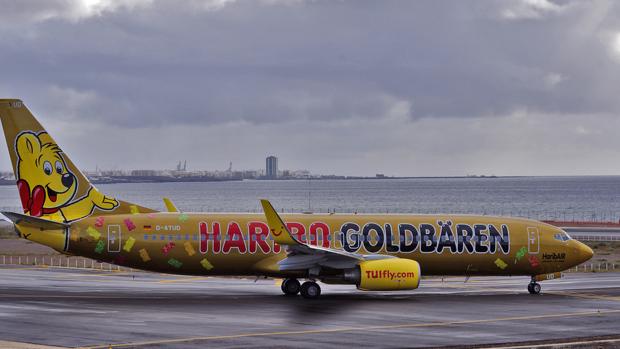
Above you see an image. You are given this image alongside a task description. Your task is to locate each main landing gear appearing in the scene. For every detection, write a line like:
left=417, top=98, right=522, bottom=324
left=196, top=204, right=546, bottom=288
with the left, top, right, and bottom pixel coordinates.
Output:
left=280, top=278, right=321, bottom=299
left=528, top=279, right=541, bottom=295
left=281, top=278, right=301, bottom=296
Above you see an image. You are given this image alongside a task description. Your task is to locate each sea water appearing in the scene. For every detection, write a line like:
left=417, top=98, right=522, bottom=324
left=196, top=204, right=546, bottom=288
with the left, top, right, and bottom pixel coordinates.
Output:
left=0, top=176, right=618, bottom=222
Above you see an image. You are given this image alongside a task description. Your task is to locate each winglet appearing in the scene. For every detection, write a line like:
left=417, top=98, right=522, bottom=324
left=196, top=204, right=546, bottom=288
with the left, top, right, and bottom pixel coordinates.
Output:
left=163, top=197, right=179, bottom=213
left=260, top=199, right=300, bottom=246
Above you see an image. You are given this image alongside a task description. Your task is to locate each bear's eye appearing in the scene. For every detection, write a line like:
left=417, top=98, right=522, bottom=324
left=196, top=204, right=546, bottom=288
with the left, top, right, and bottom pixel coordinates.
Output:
left=43, top=161, right=52, bottom=176
left=55, top=161, right=63, bottom=174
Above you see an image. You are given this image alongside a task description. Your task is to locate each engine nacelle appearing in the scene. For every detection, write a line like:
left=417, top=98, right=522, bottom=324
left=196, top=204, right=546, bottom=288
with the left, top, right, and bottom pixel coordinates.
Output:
left=344, top=258, right=421, bottom=291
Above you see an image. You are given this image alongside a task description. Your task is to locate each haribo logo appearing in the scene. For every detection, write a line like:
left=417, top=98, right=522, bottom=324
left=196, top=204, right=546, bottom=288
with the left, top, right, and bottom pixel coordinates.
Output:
left=15, top=131, right=118, bottom=222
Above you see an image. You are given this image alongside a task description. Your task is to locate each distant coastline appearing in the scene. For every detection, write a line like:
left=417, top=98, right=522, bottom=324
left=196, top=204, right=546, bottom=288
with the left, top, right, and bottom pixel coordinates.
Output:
left=0, top=175, right=529, bottom=186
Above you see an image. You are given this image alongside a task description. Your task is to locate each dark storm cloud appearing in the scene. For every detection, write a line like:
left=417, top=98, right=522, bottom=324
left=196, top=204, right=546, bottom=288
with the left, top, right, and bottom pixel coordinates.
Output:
left=1, top=0, right=619, bottom=176
left=1, top=0, right=619, bottom=127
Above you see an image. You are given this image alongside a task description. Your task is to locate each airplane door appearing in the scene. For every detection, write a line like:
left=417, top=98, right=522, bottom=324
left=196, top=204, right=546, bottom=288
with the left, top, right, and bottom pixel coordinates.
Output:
left=108, top=225, right=121, bottom=252
left=527, top=227, right=539, bottom=254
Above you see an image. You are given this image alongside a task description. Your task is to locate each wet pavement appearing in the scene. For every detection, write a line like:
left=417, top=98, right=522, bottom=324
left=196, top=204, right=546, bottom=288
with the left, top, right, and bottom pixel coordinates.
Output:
left=0, top=266, right=619, bottom=348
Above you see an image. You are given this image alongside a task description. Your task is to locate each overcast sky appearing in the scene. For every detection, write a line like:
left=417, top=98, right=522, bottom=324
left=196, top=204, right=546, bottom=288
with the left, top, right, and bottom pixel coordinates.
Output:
left=0, top=0, right=619, bottom=176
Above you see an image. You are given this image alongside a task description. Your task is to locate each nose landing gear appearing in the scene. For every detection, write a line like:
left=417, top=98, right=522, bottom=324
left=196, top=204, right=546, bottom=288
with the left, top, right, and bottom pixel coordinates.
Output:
left=528, top=278, right=541, bottom=295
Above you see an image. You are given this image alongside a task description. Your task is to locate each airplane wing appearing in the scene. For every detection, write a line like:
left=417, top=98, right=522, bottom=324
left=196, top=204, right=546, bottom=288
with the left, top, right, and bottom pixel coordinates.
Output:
left=260, top=199, right=393, bottom=271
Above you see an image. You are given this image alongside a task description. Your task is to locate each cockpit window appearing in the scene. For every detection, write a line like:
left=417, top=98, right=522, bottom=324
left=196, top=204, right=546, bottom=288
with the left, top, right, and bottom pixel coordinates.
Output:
left=553, top=231, right=571, bottom=242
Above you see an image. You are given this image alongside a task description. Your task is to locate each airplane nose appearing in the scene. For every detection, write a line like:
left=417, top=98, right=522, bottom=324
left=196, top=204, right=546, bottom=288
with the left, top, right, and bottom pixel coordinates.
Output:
left=575, top=241, right=594, bottom=264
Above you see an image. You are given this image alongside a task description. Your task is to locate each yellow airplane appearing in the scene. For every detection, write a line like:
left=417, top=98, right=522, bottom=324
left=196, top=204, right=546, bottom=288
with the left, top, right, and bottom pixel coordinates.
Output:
left=0, top=99, right=594, bottom=299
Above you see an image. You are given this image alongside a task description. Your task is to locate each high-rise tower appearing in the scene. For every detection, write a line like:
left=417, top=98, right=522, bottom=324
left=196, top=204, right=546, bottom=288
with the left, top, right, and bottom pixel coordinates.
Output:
left=266, top=156, right=278, bottom=179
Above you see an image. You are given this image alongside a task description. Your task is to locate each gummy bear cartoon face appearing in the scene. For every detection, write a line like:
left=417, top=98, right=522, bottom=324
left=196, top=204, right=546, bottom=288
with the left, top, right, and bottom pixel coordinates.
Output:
left=15, top=131, right=77, bottom=214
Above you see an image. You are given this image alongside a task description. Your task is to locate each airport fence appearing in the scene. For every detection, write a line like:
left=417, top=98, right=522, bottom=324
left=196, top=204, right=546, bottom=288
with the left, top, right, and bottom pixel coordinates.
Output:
left=569, top=262, right=620, bottom=273
left=0, top=254, right=131, bottom=272
left=571, top=235, right=620, bottom=242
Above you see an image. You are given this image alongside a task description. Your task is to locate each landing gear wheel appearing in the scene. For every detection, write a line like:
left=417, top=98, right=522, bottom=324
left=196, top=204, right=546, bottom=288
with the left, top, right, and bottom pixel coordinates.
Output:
left=528, top=282, right=541, bottom=295
left=300, top=281, right=321, bottom=299
left=281, top=278, right=301, bottom=296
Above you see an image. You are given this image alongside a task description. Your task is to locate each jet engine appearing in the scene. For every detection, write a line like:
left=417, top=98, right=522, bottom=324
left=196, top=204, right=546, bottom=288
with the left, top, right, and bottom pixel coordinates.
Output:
left=342, top=258, right=421, bottom=291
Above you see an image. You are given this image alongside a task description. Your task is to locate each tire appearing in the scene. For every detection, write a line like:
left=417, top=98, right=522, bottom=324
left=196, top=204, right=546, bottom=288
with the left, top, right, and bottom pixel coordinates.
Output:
left=528, top=283, right=541, bottom=295
left=300, top=281, right=321, bottom=299
left=281, top=278, right=301, bottom=296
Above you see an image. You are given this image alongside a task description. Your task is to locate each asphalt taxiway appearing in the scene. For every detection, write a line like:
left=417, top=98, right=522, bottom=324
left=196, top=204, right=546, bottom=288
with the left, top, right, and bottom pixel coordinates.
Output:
left=0, top=267, right=619, bottom=349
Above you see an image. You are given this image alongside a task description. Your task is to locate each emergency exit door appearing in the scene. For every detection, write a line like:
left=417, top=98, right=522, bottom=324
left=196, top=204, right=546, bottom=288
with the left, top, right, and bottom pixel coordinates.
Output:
left=526, top=227, right=539, bottom=254
left=108, top=225, right=121, bottom=252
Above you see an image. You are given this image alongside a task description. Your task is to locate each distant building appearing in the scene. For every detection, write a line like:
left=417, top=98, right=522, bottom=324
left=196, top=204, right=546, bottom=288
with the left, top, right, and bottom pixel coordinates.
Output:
left=266, top=156, right=278, bottom=179
left=131, top=170, right=157, bottom=177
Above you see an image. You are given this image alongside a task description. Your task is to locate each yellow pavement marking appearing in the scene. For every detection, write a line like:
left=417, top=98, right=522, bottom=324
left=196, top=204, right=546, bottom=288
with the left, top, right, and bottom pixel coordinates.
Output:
left=486, top=337, right=620, bottom=349
left=81, top=309, right=620, bottom=349
left=0, top=266, right=49, bottom=270
left=0, top=340, right=69, bottom=349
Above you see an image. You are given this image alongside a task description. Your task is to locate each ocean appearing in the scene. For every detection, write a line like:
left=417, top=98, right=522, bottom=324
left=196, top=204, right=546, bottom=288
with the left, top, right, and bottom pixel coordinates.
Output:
left=0, top=176, right=619, bottom=222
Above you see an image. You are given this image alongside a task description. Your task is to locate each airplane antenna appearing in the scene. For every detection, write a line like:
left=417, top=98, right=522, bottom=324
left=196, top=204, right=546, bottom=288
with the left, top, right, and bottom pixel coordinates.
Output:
left=308, top=176, right=311, bottom=213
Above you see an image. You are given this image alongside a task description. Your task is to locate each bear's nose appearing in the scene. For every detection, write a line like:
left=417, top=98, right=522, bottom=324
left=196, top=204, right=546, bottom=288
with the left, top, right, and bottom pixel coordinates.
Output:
left=61, top=173, right=74, bottom=188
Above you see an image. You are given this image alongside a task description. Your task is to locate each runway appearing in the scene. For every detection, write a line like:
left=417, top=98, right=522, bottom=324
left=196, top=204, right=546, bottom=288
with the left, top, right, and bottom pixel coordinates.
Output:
left=0, top=267, right=619, bottom=348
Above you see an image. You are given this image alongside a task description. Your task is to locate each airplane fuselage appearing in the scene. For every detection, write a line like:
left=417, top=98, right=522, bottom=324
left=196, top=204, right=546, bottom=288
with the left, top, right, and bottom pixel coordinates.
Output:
left=20, top=212, right=590, bottom=278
